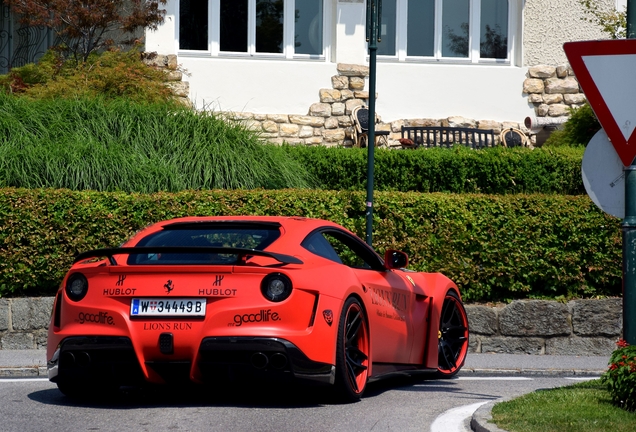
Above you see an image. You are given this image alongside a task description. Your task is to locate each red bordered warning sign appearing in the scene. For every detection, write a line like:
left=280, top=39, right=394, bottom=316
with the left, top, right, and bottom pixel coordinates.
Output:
left=564, top=39, right=636, bottom=166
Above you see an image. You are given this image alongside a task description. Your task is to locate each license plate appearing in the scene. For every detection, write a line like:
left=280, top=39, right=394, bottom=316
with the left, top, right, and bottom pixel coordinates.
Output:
left=130, top=298, right=206, bottom=317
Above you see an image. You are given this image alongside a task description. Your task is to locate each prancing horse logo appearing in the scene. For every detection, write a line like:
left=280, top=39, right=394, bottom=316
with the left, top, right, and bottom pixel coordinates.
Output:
left=164, top=280, right=174, bottom=294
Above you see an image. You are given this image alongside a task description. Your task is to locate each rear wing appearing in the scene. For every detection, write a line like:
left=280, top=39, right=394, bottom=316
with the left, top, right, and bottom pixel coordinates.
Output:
left=74, top=247, right=303, bottom=266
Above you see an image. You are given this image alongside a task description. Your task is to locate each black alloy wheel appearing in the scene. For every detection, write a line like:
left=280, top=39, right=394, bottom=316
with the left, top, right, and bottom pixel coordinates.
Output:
left=333, top=297, right=370, bottom=402
left=437, top=290, right=469, bottom=377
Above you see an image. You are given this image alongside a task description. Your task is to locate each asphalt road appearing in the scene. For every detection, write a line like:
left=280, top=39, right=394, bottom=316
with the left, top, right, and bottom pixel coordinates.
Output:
left=0, top=374, right=599, bottom=432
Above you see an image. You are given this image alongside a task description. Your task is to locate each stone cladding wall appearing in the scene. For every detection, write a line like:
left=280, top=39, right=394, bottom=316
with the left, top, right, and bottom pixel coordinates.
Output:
left=1, top=297, right=622, bottom=356
left=523, top=64, right=586, bottom=122
left=141, top=52, right=190, bottom=106
left=466, top=298, right=622, bottom=356
left=0, top=297, right=53, bottom=350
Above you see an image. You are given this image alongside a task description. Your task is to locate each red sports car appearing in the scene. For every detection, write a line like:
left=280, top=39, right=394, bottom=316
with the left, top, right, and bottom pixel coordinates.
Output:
left=47, top=216, right=468, bottom=401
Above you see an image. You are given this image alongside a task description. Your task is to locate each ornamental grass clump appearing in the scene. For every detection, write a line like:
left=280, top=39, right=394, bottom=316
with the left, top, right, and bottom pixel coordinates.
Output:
left=601, top=339, right=636, bottom=411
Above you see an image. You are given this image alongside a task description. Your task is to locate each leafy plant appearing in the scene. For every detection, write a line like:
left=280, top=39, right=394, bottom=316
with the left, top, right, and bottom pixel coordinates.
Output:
left=4, top=0, right=167, bottom=62
left=601, top=339, right=636, bottom=411
left=0, top=188, right=622, bottom=299
left=0, top=95, right=314, bottom=191
left=579, top=0, right=626, bottom=39
left=284, top=145, right=585, bottom=194
left=544, top=103, right=601, bottom=147
left=0, top=48, right=176, bottom=103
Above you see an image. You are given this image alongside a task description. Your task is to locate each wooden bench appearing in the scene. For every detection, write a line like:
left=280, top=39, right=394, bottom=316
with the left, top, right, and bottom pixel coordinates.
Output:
left=400, top=126, right=496, bottom=149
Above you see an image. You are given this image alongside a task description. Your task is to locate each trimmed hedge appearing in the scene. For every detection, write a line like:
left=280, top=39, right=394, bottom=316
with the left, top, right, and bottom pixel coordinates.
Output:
left=285, top=145, right=585, bottom=194
left=0, top=188, right=620, bottom=301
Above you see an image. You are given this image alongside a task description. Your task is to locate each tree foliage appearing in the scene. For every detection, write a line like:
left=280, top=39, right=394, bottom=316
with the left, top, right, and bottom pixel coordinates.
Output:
left=579, top=0, right=626, bottom=39
left=4, top=0, right=167, bottom=62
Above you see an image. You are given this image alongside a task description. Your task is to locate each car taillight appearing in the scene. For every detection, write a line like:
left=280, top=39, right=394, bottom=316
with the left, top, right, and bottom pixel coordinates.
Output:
left=65, top=273, right=89, bottom=302
left=261, top=273, right=292, bottom=302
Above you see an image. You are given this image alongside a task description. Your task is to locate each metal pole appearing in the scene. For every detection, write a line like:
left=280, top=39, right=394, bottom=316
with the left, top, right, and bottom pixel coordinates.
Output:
left=623, top=167, right=636, bottom=345
left=365, top=0, right=380, bottom=246
left=624, top=0, right=636, bottom=345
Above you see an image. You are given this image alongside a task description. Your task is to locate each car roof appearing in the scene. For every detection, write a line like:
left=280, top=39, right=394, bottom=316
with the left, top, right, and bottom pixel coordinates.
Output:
left=127, top=216, right=350, bottom=247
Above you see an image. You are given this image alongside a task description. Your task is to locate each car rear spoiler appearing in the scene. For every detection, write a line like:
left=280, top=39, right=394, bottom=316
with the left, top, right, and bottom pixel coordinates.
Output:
left=73, top=247, right=303, bottom=266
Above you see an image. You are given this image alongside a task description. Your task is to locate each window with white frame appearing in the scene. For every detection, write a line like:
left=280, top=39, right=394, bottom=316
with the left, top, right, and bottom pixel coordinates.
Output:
left=178, top=0, right=324, bottom=57
left=377, top=0, right=510, bottom=62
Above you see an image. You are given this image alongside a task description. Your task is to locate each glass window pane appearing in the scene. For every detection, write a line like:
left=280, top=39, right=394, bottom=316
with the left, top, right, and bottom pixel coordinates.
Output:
left=377, top=0, right=396, bottom=56
left=179, top=0, right=208, bottom=50
left=480, top=0, right=508, bottom=59
left=220, top=0, right=248, bottom=52
left=256, top=0, right=284, bottom=53
left=442, top=0, right=469, bottom=58
left=295, top=0, right=323, bottom=55
left=407, top=0, right=435, bottom=56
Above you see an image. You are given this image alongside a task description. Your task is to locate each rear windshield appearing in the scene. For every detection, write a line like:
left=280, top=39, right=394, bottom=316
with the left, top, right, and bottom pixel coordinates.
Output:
left=126, top=222, right=281, bottom=265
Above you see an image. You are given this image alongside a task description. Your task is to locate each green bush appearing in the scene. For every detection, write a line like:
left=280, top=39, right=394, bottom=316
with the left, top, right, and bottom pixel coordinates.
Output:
left=0, top=188, right=621, bottom=301
left=0, top=95, right=314, bottom=191
left=544, top=103, right=601, bottom=147
left=0, top=49, right=175, bottom=104
left=284, top=145, right=585, bottom=194
left=602, top=340, right=636, bottom=412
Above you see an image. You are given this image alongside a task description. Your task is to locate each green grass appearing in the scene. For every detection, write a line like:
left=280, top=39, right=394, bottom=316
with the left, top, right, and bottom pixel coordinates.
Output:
left=0, top=94, right=314, bottom=192
left=491, top=380, right=636, bottom=432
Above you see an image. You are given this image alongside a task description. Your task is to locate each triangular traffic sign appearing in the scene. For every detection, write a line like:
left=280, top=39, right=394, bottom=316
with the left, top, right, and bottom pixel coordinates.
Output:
left=564, top=39, right=636, bottom=166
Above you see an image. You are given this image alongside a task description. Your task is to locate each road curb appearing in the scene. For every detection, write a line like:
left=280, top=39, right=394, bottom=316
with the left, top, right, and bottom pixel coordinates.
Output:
left=459, top=368, right=605, bottom=377
left=0, top=367, right=47, bottom=378
left=470, top=400, right=509, bottom=432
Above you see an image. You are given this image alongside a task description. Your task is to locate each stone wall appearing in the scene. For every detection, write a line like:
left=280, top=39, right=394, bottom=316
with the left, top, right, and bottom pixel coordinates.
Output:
left=1, top=297, right=622, bottom=356
left=523, top=64, right=586, bottom=120
left=0, top=297, right=53, bottom=350
left=467, top=298, right=622, bottom=356
left=221, top=63, right=528, bottom=148
left=141, top=52, right=190, bottom=106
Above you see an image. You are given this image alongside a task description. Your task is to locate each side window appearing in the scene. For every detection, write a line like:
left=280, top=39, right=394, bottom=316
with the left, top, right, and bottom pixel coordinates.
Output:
left=302, top=230, right=382, bottom=270
left=322, top=233, right=369, bottom=268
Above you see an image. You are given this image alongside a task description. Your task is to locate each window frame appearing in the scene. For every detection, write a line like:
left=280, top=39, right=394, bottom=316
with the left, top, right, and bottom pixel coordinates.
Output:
left=301, top=228, right=386, bottom=271
left=177, top=0, right=329, bottom=60
left=378, top=0, right=513, bottom=65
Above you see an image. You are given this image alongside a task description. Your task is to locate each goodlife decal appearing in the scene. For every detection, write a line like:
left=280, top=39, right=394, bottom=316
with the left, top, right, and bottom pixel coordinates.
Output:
left=229, top=309, right=281, bottom=327
left=76, top=312, right=115, bottom=326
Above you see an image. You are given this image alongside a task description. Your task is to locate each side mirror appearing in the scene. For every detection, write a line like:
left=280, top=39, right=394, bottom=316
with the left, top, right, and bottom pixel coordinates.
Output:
left=384, top=249, right=408, bottom=269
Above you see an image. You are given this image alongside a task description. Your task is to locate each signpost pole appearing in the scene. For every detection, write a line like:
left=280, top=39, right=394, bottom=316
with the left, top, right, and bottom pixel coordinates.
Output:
left=624, top=0, right=636, bottom=345
left=364, top=0, right=381, bottom=246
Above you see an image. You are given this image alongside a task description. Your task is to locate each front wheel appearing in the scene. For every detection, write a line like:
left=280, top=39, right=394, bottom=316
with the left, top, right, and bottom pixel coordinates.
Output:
left=333, top=297, right=370, bottom=402
left=437, top=290, right=469, bottom=378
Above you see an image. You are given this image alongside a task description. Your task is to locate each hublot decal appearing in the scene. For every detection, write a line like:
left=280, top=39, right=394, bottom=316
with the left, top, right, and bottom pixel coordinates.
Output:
left=198, top=288, right=237, bottom=296
left=103, top=288, right=137, bottom=296
left=116, top=274, right=126, bottom=286
left=213, top=275, right=224, bottom=286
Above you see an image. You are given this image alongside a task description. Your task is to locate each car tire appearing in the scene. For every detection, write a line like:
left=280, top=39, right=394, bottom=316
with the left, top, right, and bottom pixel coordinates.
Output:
left=436, top=290, right=469, bottom=378
left=333, top=297, right=370, bottom=402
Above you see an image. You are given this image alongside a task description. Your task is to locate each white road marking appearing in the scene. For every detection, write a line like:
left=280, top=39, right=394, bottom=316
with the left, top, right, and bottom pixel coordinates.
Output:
left=565, top=377, right=599, bottom=381
left=455, top=377, right=533, bottom=381
left=430, top=401, right=489, bottom=432
left=0, top=378, right=49, bottom=383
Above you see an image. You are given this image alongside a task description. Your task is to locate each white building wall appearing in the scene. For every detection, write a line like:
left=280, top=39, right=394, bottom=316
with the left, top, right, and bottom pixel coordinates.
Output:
left=523, top=0, right=614, bottom=66
left=147, top=0, right=575, bottom=124
left=146, top=1, right=178, bottom=55
left=375, top=63, right=531, bottom=122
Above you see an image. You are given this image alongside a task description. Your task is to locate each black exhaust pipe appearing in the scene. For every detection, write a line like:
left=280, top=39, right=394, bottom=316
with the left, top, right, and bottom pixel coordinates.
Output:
left=250, top=352, right=269, bottom=369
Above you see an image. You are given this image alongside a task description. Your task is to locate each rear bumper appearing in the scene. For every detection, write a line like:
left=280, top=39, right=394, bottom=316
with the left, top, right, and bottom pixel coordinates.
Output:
left=48, top=335, right=334, bottom=386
